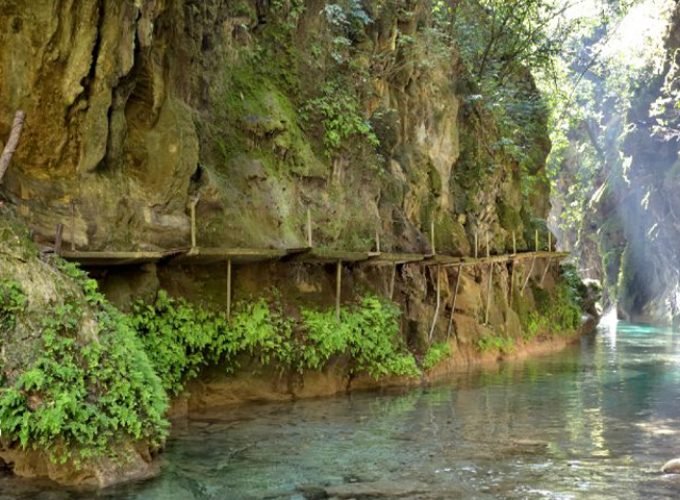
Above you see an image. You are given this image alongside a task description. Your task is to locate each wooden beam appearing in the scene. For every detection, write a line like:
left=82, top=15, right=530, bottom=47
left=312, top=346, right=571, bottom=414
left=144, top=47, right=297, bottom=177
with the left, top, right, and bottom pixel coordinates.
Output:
left=512, top=231, right=516, bottom=255
left=534, top=229, right=539, bottom=252
left=54, top=223, right=64, bottom=255
left=336, top=260, right=342, bottom=320
left=389, top=264, right=397, bottom=300
left=484, top=262, right=493, bottom=325
left=70, top=201, right=76, bottom=251
left=540, top=257, right=552, bottom=287
left=508, top=261, right=514, bottom=309
left=189, top=196, right=199, bottom=249
left=521, top=257, right=536, bottom=295
left=226, top=258, right=232, bottom=320
left=431, top=219, right=436, bottom=255
left=548, top=231, right=552, bottom=252
left=446, top=264, right=462, bottom=339
left=474, top=231, right=478, bottom=259
left=307, top=208, right=313, bottom=248
left=375, top=228, right=381, bottom=253
left=428, top=265, right=441, bottom=342
left=0, top=110, right=26, bottom=184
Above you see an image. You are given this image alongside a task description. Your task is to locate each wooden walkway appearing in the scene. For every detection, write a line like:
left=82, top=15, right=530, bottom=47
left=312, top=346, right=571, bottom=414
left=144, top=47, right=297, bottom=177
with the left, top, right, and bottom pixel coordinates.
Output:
left=58, top=214, right=568, bottom=326
left=59, top=247, right=568, bottom=268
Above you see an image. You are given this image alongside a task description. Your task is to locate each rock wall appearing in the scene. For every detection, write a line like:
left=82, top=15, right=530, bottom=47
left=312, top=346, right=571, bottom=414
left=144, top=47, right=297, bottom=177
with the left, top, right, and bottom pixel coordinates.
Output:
left=0, top=0, right=548, bottom=254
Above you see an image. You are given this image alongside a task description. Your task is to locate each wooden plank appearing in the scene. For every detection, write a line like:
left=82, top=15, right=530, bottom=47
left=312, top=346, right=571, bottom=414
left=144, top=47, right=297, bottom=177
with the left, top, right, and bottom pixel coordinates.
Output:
left=423, top=254, right=463, bottom=266
left=59, top=250, right=178, bottom=266
left=176, top=247, right=288, bottom=264
left=295, top=248, right=372, bottom=264
left=364, top=252, right=425, bottom=266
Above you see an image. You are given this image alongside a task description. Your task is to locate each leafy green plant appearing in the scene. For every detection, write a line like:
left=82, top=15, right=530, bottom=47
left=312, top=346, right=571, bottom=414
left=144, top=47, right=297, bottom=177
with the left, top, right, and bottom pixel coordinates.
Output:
left=0, top=280, right=27, bottom=331
left=131, top=292, right=420, bottom=395
left=0, top=280, right=168, bottom=464
left=302, top=79, right=379, bottom=154
left=422, top=342, right=452, bottom=371
left=302, top=296, right=420, bottom=379
left=477, top=334, right=515, bottom=354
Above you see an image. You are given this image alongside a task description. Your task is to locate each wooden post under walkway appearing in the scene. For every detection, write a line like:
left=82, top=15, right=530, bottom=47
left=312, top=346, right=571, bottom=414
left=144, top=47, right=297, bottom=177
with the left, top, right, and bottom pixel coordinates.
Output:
left=227, top=258, right=232, bottom=320
left=336, top=260, right=342, bottom=321
left=446, top=264, right=462, bottom=340
left=428, top=265, right=441, bottom=343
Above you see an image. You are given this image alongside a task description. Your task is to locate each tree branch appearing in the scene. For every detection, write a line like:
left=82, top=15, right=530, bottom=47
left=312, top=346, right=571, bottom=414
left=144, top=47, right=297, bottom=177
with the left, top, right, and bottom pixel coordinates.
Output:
left=0, top=110, right=26, bottom=185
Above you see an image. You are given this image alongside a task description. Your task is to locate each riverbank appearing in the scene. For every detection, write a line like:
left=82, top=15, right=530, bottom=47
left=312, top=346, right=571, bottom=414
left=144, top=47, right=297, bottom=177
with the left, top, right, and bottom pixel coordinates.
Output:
left=170, top=317, right=595, bottom=419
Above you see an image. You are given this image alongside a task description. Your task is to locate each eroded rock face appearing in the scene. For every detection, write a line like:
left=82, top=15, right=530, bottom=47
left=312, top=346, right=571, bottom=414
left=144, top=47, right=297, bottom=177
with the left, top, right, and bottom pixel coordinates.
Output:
left=0, top=444, right=159, bottom=489
left=0, top=0, right=197, bottom=250
left=0, top=0, right=548, bottom=256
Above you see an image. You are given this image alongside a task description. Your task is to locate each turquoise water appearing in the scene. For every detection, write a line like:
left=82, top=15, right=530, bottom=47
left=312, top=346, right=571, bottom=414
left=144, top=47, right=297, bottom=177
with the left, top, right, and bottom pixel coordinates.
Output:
left=3, top=322, right=680, bottom=499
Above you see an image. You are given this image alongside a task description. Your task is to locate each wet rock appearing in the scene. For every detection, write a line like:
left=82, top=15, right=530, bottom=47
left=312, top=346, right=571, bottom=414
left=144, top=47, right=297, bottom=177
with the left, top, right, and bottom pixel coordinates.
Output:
left=324, top=479, right=431, bottom=498
left=661, top=458, right=680, bottom=473
left=297, top=484, right=329, bottom=499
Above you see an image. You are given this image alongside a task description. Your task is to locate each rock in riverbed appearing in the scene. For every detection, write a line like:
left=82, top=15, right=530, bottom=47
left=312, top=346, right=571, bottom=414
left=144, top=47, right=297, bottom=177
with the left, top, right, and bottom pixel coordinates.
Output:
left=661, top=458, right=680, bottom=473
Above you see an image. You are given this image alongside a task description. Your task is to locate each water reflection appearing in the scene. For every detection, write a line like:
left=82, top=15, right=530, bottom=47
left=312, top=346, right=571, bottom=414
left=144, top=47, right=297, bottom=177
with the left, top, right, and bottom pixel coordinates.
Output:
left=3, top=323, right=680, bottom=498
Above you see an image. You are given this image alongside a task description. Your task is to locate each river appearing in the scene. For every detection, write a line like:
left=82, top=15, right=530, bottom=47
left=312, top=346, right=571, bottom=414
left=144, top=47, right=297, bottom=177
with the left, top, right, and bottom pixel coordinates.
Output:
left=3, top=322, right=680, bottom=499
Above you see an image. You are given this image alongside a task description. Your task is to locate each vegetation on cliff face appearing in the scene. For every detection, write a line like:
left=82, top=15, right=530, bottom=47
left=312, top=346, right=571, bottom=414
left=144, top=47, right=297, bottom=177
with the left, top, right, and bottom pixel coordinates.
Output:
left=130, top=291, right=421, bottom=397
left=0, top=210, right=167, bottom=478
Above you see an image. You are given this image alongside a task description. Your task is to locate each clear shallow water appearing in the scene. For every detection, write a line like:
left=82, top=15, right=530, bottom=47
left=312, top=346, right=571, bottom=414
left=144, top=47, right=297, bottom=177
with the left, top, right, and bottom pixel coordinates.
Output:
left=4, top=322, right=680, bottom=499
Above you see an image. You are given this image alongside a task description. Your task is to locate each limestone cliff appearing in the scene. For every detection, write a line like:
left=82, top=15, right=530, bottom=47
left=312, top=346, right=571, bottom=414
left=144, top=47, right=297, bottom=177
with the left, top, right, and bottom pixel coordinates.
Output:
left=0, top=0, right=548, bottom=253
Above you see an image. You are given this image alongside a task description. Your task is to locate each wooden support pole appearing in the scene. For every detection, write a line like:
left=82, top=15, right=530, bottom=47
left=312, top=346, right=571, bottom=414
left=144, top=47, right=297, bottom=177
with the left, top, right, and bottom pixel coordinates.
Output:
left=428, top=265, right=441, bottom=342
left=534, top=229, right=539, bottom=252
left=474, top=231, right=478, bottom=259
left=521, top=257, right=536, bottom=295
left=375, top=229, right=381, bottom=253
left=389, top=264, right=397, bottom=300
left=54, top=223, right=64, bottom=255
left=446, top=265, right=462, bottom=339
left=226, top=258, right=232, bottom=320
left=190, top=197, right=199, bottom=249
left=486, top=233, right=490, bottom=258
left=512, top=231, right=517, bottom=255
left=484, top=263, right=493, bottom=325
left=0, top=110, right=26, bottom=184
left=548, top=232, right=552, bottom=252
left=70, top=201, right=76, bottom=251
left=540, top=257, right=552, bottom=287
left=508, top=262, right=514, bottom=309
left=336, top=260, right=342, bottom=321
left=431, top=219, right=436, bottom=255
left=307, top=208, right=313, bottom=247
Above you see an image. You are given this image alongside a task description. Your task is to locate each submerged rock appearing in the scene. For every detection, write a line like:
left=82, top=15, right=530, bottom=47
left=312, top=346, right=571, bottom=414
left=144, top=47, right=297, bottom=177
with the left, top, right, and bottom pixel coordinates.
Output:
left=661, top=458, right=680, bottom=474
